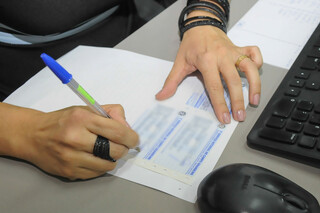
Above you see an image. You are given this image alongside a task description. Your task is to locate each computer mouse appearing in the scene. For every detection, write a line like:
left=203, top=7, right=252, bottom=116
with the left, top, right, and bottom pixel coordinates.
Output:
left=197, top=163, right=320, bottom=213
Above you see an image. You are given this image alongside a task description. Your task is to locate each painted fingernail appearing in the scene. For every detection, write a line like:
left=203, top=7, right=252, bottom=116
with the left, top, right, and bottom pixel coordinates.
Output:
left=223, top=112, right=231, bottom=124
left=237, top=110, right=246, bottom=122
left=253, top=94, right=260, bottom=106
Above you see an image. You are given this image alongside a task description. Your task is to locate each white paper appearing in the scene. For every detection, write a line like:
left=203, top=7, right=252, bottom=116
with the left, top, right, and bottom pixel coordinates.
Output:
left=228, top=0, right=320, bottom=69
left=5, top=46, right=248, bottom=203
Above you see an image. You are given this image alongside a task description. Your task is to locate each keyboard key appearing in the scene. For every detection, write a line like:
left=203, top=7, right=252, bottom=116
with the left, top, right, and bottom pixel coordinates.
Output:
left=291, top=110, right=309, bottom=122
left=289, top=79, right=305, bottom=88
left=285, top=88, right=300, bottom=97
left=314, top=104, right=320, bottom=113
left=259, top=128, right=297, bottom=144
left=266, top=116, right=286, bottom=129
left=286, top=120, right=303, bottom=133
left=298, top=136, right=317, bottom=149
left=295, top=71, right=310, bottom=79
left=304, top=124, right=320, bottom=136
left=305, top=81, right=320, bottom=90
left=297, top=101, right=314, bottom=111
left=272, top=98, right=296, bottom=118
left=309, top=46, right=320, bottom=57
left=310, top=114, right=320, bottom=125
left=301, top=57, right=319, bottom=70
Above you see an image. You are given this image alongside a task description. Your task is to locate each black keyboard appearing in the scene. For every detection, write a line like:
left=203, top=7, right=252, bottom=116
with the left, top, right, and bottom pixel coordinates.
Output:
left=247, top=23, right=320, bottom=168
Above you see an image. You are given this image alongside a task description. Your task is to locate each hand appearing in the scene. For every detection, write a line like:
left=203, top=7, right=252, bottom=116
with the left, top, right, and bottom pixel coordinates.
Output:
left=156, top=25, right=263, bottom=124
left=4, top=104, right=139, bottom=180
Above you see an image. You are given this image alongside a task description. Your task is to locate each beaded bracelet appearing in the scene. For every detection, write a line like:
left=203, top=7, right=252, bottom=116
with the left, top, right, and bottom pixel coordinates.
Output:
left=179, top=2, right=227, bottom=27
left=187, top=0, right=230, bottom=20
left=179, top=16, right=226, bottom=39
left=180, top=19, right=226, bottom=39
left=178, top=2, right=228, bottom=40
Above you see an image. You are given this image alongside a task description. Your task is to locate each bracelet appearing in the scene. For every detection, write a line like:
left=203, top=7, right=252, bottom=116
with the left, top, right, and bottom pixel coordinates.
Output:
left=179, top=1, right=228, bottom=39
left=187, top=0, right=230, bottom=20
left=187, top=0, right=230, bottom=21
left=179, top=2, right=227, bottom=27
left=180, top=15, right=222, bottom=28
left=179, top=5, right=227, bottom=28
left=179, top=18, right=227, bottom=39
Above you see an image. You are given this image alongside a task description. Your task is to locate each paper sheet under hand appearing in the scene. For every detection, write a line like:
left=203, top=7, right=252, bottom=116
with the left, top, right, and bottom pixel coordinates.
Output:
left=5, top=46, right=248, bottom=203
left=228, top=0, right=320, bottom=69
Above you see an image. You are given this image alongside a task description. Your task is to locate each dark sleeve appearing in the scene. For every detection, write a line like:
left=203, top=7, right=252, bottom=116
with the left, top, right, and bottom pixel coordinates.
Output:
left=0, top=0, right=124, bottom=35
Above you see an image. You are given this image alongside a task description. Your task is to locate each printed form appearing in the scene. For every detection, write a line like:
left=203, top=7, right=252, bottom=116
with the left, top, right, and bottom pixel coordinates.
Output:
left=5, top=46, right=248, bottom=203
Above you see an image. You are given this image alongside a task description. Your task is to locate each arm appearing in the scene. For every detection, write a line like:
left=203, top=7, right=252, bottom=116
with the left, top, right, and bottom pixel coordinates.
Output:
left=0, top=102, right=139, bottom=180
left=156, top=0, right=263, bottom=124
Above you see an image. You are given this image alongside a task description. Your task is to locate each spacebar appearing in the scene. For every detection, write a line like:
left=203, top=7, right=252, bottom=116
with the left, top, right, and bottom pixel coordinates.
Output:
left=259, top=128, right=297, bottom=144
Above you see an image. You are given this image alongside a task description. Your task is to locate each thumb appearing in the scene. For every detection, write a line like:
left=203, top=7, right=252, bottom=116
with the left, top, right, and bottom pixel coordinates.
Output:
left=156, top=57, right=187, bottom=100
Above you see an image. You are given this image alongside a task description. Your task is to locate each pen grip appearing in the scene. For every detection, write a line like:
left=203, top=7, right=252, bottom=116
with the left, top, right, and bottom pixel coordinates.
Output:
left=67, top=79, right=111, bottom=118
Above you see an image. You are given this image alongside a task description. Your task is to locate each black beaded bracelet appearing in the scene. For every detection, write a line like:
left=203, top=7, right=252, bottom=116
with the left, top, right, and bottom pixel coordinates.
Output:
left=179, top=2, right=227, bottom=28
left=178, top=1, right=228, bottom=40
left=179, top=5, right=227, bottom=28
left=180, top=18, right=227, bottom=39
left=180, top=15, right=222, bottom=28
left=187, top=0, right=230, bottom=20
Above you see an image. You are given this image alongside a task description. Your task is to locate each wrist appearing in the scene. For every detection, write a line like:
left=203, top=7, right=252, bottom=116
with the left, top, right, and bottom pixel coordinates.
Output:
left=0, top=103, right=44, bottom=161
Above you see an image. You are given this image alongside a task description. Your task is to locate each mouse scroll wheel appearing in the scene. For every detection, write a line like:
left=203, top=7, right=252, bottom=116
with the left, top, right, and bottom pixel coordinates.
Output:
left=282, top=193, right=308, bottom=210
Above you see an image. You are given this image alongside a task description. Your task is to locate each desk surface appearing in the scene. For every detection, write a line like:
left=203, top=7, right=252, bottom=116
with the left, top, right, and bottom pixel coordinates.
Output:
left=1, top=1, right=319, bottom=212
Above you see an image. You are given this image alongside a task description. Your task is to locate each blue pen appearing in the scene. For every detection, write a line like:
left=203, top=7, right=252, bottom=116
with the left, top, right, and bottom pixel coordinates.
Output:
left=40, top=53, right=111, bottom=118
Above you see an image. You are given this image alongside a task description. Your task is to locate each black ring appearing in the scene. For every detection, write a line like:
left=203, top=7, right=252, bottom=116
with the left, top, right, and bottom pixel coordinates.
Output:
left=93, top=135, right=116, bottom=162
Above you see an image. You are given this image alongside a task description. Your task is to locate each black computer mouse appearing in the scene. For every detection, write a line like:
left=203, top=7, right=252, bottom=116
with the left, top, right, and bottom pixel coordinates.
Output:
left=197, top=163, right=320, bottom=213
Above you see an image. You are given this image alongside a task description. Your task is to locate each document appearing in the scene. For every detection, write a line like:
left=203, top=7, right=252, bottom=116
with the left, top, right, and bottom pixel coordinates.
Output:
left=228, top=0, right=320, bottom=69
left=5, top=46, right=248, bottom=203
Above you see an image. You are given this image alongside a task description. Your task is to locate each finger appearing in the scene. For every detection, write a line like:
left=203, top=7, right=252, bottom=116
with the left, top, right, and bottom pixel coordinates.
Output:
left=241, top=46, right=263, bottom=69
left=102, top=104, right=130, bottom=127
left=237, top=58, right=261, bottom=106
left=75, top=150, right=118, bottom=173
left=197, top=63, right=231, bottom=124
left=156, top=55, right=188, bottom=100
left=109, top=141, right=129, bottom=160
left=220, top=62, right=246, bottom=122
left=86, top=115, right=139, bottom=149
left=73, top=167, right=106, bottom=180
left=47, top=145, right=117, bottom=180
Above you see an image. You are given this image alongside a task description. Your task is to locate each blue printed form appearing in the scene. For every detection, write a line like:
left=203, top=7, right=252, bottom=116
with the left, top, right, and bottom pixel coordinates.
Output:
left=133, top=81, right=247, bottom=184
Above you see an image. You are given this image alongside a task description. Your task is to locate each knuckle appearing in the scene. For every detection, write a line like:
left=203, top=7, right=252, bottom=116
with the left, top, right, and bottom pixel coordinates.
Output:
left=232, top=98, right=245, bottom=107
left=112, top=127, right=127, bottom=141
left=68, top=107, right=89, bottom=122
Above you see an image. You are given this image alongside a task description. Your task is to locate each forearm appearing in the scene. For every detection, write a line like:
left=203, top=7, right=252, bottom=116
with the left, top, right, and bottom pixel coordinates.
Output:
left=0, top=102, right=42, bottom=159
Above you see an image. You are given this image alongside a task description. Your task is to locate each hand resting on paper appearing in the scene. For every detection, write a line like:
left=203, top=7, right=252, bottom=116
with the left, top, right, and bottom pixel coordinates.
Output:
left=156, top=2, right=263, bottom=124
left=0, top=103, right=139, bottom=180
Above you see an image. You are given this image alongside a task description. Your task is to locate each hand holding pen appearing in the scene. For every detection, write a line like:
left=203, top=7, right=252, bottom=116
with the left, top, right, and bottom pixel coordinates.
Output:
left=19, top=53, right=139, bottom=180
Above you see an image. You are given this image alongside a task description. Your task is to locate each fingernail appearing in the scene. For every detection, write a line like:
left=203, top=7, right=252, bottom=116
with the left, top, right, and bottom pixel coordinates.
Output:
left=223, top=112, right=231, bottom=124
left=237, top=110, right=246, bottom=122
left=253, top=94, right=260, bottom=106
